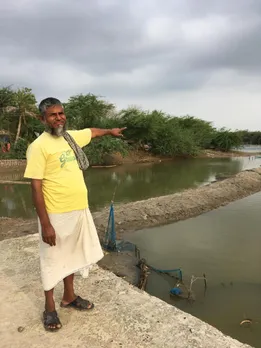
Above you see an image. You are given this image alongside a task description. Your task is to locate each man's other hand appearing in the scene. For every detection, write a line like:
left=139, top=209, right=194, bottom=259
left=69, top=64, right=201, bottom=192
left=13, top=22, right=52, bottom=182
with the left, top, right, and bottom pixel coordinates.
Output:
left=42, top=224, right=56, bottom=246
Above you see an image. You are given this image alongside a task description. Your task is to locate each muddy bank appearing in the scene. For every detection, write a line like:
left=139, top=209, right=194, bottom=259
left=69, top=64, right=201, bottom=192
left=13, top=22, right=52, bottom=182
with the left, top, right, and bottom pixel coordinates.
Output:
left=1, top=168, right=261, bottom=242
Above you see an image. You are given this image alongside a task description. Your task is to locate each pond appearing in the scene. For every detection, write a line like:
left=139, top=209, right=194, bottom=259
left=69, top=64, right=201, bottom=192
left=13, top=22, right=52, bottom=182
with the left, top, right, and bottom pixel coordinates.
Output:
left=0, top=156, right=261, bottom=218
left=125, top=192, right=261, bottom=348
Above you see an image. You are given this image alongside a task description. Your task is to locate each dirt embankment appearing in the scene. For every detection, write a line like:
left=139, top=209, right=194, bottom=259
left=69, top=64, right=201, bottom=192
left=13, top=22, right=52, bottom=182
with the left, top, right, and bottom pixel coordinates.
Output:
left=1, top=168, right=261, bottom=242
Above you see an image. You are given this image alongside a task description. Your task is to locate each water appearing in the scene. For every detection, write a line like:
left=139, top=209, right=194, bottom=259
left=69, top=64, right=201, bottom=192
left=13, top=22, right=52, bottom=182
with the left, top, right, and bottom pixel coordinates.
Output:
left=238, top=145, right=261, bottom=153
left=125, top=193, right=261, bottom=347
left=0, top=156, right=261, bottom=218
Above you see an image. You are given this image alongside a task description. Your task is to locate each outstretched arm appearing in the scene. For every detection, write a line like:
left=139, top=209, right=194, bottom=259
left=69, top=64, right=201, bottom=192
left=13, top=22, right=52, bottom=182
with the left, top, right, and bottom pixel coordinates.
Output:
left=90, top=127, right=126, bottom=138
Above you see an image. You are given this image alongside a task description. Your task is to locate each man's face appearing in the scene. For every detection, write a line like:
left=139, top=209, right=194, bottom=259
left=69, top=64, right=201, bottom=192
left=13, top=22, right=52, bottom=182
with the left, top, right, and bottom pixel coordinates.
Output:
left=42, top=105, right=67, bottom=136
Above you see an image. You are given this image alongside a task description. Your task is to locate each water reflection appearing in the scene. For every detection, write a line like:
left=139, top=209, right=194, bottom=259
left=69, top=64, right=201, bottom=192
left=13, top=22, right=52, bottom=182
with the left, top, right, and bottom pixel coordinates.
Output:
left=0, top=156, right=260, bottom=218
left=87, top=157, right=251, bottom=208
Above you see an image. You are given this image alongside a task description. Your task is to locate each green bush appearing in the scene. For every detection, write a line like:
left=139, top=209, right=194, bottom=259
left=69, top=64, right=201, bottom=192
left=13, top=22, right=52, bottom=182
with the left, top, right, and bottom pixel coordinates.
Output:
left=118, top=108, right=167, bottom=145
left=210, top=129, right=243, bottom=152
left=177, top=116, right=215, bottom=149
left=84, top=136, right=129, bottom=165
left=151, top=119, right=199, bottom=157
left=0, top=149, right=13, bottom=159
left=12, top=138, right=28, bottom=159
left=0, top=87, right=249, bottom=162
left=240, top=130, right=261, bottom=145
left=64, top=94, right=116, bottom=129
left=0, top=138, right=28, bottom=159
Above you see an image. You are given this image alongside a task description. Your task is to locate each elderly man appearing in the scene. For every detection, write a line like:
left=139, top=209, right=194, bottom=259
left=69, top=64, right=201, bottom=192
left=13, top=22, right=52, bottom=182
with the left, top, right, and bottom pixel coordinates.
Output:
left=24, top=97, right=126, bottom=331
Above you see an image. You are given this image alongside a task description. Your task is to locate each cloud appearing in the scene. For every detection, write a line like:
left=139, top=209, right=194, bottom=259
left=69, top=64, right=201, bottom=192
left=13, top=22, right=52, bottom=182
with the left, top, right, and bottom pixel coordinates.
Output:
left=1, top=0, right=261, bottom=129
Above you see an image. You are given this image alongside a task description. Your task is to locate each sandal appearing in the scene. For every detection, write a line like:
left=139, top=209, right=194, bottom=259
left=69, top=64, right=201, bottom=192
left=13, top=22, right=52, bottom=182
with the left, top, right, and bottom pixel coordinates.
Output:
left=60, top=296, right=94, bottom=311
left=43, top=310, right=62, bottom=332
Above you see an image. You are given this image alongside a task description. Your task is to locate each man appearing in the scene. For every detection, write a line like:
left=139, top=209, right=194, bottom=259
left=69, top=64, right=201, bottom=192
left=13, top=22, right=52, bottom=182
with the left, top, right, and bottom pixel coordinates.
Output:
left=24, top=97, right=126, bottom=332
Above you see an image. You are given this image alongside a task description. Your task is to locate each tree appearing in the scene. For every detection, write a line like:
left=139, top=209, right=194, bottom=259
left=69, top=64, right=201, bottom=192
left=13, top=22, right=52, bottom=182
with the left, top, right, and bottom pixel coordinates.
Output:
left=64, top=94, right=116, bottom=129
left=2, top=87, right=38, bottom=144
left=0, top=86, right=15, bottom=110
left=177, top=115, right=215, bottom=149
left=0, top=86, right=16, bottom=132
left=13, top=88, right=38, bottom=144
left=151, top=117, right=199, bottom=157
left=210, top=128, right=243, bottom=152
left=118, top=107, right=168, bottom=146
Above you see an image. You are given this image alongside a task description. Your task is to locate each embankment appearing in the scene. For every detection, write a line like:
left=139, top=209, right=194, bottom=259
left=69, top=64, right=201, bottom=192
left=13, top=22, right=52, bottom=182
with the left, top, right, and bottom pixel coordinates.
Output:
left=1, top=168, right=261, bottom=241
left=0, top=159, right=26, bottom=168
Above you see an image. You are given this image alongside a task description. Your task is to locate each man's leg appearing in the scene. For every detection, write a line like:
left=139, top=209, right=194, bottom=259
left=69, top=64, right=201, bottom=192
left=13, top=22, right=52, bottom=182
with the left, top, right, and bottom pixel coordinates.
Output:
left=62, top=274, right=76, bottom=304
left=44, top=289, right=62, bottom=330
left=45, top=289, right=55, bottom=311
left=61, top=273, right=93, bottom=309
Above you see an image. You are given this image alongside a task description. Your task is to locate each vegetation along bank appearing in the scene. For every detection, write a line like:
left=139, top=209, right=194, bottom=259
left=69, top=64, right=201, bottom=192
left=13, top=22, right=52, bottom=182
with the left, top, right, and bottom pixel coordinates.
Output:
left=1, top=86, right=261, bottom=165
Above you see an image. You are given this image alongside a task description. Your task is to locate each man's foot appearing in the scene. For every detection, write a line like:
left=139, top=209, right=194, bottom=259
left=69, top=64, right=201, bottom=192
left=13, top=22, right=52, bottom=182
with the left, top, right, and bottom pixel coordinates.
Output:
left=60, top=296, right=94, bottom=311
left=43, top=310, right=62, bottom=332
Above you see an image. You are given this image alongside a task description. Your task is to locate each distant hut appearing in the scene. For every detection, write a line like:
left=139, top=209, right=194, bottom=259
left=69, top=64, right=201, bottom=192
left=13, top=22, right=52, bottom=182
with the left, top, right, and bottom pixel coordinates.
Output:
left=0, top=130, right=11, bottom=152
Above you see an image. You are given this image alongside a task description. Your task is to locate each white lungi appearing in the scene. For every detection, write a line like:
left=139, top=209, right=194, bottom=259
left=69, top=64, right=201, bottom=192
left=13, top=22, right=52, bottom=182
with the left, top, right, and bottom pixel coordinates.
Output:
left=38, top=208, right=104, bottom=291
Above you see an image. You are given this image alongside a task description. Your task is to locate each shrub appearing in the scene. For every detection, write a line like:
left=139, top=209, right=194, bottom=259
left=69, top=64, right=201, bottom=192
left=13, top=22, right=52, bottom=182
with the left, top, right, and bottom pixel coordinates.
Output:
left=177, top=116, right=215, bottom=149
left=210, top=129, right=243, bottom=152
left=151, top=119, right=199, bottom=157
left=84, top=136, right=129, bottom=165
left=12, top=138, right=28, bottom=159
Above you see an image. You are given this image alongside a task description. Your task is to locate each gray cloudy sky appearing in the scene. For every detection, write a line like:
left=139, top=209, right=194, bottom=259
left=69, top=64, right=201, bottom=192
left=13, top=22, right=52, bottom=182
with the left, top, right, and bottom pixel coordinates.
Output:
left=1, top=0, right=261, bottom=130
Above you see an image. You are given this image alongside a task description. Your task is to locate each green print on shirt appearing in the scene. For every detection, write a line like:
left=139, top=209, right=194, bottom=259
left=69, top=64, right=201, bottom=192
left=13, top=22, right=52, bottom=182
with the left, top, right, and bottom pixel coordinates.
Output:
left=59, top=150, right=76, bottom=168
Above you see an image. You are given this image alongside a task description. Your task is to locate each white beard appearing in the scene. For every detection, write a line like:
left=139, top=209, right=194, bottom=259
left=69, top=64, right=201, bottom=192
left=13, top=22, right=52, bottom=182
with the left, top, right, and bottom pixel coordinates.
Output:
left=46, top=124, right=66, bottom=137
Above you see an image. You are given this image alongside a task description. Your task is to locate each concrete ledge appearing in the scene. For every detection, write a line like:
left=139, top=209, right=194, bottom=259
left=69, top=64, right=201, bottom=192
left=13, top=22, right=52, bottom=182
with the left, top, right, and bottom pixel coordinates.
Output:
left=0, top=235, right=251, bottom=348
left=0, top=159, right=26, bottom=167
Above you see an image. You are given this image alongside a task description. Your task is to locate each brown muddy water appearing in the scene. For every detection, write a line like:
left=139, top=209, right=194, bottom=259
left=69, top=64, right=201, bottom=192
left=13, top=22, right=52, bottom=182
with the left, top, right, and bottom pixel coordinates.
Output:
left=125, top=192, right=261, bottom=348
left=0, top=156, right=260, bottom=218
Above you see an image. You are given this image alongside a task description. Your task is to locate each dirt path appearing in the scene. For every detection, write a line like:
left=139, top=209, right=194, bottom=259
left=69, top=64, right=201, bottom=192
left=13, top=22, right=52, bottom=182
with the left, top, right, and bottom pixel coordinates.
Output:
left=1, top=168, right=261, bottom=242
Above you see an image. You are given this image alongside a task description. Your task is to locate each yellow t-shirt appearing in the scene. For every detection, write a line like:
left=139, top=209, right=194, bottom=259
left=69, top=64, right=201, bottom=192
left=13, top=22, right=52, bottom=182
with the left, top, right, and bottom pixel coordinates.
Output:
left=24, top=129, right=92, bottom=213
